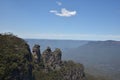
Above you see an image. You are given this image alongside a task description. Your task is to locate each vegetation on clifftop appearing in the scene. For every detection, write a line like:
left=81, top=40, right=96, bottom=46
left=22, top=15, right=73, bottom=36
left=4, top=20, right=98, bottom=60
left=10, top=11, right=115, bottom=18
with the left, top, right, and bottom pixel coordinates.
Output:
left=0, top=33, right=33, bottom=80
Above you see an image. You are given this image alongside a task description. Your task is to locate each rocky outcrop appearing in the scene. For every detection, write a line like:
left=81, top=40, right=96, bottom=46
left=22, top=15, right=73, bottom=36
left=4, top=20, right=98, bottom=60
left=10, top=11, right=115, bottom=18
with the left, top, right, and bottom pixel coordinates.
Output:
left=42, top=47, right=62, bottom=71
left=32, top=45, right=62, bottom=71
left=32, top=44, right=87, bottom=80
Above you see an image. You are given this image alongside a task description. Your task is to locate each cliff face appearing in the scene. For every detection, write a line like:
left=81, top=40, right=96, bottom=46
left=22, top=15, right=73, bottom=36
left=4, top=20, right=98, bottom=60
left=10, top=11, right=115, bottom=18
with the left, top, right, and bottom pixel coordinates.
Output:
left=0, top=33, right=33, bottom=80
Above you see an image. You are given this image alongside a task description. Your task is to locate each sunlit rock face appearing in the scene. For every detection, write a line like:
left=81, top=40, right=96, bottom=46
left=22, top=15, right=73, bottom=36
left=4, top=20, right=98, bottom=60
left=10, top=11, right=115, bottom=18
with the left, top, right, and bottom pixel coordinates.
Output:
left=42, top=47, right=62, bottom=71
left=32, top=44, right=41, bottom=63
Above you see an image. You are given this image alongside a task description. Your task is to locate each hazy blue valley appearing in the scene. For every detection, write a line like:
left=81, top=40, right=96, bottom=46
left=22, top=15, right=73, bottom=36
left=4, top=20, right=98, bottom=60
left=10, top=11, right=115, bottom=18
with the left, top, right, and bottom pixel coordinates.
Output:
left=26, top=39, right=120, bottom=80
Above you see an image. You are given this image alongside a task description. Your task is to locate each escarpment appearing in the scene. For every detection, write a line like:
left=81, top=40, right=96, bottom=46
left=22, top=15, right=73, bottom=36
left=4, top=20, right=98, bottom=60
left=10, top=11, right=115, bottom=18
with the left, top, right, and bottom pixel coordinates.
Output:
left=0, top=33, right=33, bottom=80
left=0, top=33, right=87, bottom=80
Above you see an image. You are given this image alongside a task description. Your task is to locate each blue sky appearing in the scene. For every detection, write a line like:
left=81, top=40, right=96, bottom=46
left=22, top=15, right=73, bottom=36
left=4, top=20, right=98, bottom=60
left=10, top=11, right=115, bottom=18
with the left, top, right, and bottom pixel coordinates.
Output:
left=0, top=0, right=120, bottom=40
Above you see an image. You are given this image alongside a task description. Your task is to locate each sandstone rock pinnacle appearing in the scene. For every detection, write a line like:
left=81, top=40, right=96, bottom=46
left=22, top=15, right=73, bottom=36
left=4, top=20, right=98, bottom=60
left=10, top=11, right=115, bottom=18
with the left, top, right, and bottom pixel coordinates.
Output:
left=32, top=44, right=41, bottom=63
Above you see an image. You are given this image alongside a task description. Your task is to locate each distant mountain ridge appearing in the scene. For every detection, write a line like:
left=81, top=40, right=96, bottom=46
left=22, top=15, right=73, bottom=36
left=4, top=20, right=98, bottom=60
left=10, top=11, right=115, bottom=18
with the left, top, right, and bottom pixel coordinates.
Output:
left=85, top=40, right=120, bottom=47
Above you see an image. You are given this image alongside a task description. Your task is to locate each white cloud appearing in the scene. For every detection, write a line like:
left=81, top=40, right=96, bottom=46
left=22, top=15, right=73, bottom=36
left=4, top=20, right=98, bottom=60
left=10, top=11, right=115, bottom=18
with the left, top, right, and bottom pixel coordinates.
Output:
left=56, top=1, right=62, bottom=6
left=50, top=8, right=77, bottom=17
